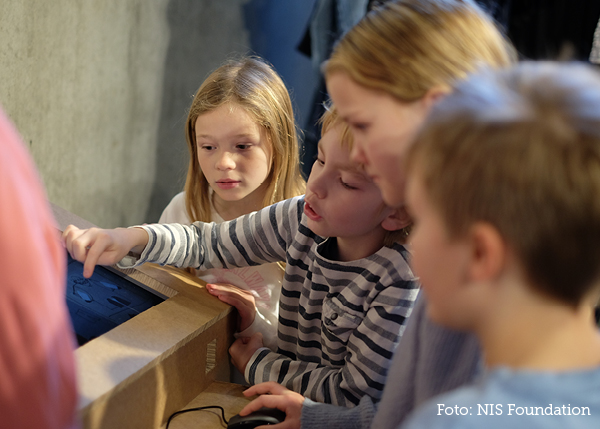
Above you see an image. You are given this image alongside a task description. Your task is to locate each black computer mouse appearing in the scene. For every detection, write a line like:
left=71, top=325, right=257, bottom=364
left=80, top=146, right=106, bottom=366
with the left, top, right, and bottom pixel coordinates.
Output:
left=227, top=407, right=286, bottom=428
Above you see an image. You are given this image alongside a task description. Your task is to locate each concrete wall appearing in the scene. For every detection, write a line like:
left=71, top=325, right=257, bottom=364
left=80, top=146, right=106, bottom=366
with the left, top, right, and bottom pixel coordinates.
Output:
left=0, top=0, right=251, bottom=227
left=145, top=0, right=253, bottom=224
left=0, top=0, right=320, bottom=228
left=243, top=0, right=321, bottom=179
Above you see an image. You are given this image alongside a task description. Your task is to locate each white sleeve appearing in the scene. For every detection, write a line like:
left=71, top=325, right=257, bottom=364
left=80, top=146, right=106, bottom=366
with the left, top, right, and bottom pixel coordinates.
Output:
left=158, top=192, right=190, bottom=224
left=235, top=311, right=278, bottom=351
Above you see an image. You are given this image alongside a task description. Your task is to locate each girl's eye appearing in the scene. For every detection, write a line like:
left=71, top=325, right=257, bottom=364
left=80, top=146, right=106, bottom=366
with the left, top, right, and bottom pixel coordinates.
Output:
left=236, top=144, right=252, bottom=150
left=314, top=154, right=325, bottom=166
left=200, top=145, right=215, bottom=151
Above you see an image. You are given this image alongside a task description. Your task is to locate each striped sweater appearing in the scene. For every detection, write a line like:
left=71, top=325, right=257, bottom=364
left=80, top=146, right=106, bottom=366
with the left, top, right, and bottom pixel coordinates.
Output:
left=120, top=196, right=419, bottom=406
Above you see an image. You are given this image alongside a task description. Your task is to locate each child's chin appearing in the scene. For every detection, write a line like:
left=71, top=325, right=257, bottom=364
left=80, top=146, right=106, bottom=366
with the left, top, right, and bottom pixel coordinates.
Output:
left=306, top=220, right=330, bottom=237
left=425, top=305, right=451, bottom=327
left=427, top=306, right=470, bottom=331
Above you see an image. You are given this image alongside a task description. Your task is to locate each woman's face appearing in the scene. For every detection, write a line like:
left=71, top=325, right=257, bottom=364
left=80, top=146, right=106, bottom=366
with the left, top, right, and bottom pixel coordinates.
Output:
left=326, top=71, right=432, bottom=208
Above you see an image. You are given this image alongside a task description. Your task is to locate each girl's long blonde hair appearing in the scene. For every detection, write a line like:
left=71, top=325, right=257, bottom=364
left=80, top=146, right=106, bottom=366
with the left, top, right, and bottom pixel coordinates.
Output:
left=184, top=56, right=305, bottom=222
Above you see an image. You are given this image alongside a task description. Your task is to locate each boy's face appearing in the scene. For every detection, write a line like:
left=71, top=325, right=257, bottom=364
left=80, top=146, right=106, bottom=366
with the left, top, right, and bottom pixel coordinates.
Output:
left=304, top=123, right=395, bottom=258
left=326, top=72, right=431, bottom=208
left=195, top=103, right=272, bottom=210
left=406, top=169, right=471, bottom=327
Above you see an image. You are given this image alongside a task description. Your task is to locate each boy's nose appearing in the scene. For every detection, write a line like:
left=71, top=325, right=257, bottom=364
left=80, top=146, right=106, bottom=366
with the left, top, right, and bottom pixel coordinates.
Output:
left=216, top=152, right=236, bottom=170
left=307, top=170, right=326, bottom=199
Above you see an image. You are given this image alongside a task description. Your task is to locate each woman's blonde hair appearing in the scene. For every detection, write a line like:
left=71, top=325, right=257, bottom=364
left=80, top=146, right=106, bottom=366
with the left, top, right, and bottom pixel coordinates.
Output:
left=324, top=0, right=516, bottom=102
left=184, top=56, right=305, bottom=222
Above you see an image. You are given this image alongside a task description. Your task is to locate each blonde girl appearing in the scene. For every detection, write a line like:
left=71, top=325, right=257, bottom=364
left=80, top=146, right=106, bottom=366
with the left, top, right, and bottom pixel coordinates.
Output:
left=160, top=56, right=305, bottom=334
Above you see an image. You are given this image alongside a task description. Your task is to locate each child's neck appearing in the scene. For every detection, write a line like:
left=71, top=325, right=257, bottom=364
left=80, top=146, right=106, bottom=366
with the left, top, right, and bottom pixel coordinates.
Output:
left=334, top=231, right=387, bottom=262
left=476, top=284, right=600, bottom=371
left=212, top=186, right=268, bottom=221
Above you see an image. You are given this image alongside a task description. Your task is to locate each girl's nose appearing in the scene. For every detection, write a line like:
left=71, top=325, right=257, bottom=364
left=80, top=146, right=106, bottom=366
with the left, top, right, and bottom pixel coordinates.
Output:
left=216, top=151, right=236, bottom=171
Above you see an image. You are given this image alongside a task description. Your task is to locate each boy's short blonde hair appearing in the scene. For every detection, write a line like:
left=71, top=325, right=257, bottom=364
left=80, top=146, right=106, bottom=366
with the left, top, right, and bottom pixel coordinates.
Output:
left=319, top=102, right=354, bottom=150
left=406, top=62, right=600, bottom=306
left=320, top=103, right=407, bottom=246
left=324, top=0, right=515, bottom=102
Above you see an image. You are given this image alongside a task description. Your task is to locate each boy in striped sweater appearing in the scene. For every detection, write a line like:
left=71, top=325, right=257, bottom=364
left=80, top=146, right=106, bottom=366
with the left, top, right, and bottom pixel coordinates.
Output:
left=62, top=106, right=419, bottom=407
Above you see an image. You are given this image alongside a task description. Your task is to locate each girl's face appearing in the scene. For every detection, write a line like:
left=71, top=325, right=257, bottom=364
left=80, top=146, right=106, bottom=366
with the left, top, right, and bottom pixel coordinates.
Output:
left=195, top=103, right=272, bottom=217
left=326, top=72, right=431, bottom=208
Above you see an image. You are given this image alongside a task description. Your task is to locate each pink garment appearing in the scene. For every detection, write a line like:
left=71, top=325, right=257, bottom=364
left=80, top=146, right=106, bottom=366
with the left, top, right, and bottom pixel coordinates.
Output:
left=0, top=108, right=79, bottom=428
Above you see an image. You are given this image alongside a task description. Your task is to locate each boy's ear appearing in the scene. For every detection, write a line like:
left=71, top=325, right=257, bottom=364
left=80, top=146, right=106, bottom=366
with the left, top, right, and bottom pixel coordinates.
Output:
left=381, top=206, right=412, bottom=232
left=467, top=222, right=507, bottom=282
left=421, top=85, right=450, bottom=111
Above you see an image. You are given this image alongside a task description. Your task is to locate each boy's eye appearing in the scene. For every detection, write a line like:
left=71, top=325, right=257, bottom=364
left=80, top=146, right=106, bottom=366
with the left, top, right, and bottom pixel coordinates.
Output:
left=340, top=178, right=357, bottom=190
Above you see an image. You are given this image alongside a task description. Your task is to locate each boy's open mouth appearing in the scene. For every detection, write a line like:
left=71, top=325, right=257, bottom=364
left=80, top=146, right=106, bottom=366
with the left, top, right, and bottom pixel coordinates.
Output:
left=304, top=201, right=322, bottom=221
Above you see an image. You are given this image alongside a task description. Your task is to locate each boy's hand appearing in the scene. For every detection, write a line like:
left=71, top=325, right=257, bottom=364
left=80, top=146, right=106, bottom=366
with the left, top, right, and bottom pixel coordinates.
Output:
left=62, top=225, right=149, bottom=278
left=229, top=332, right=263, bottom=374
left=239, top=382, right=305, bottom=429
left=206, top=283, right=257, bottom=331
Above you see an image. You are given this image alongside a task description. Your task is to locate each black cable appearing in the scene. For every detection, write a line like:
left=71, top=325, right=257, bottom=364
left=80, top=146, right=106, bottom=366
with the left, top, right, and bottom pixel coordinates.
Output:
left=165, top=405, right=229, bottom=428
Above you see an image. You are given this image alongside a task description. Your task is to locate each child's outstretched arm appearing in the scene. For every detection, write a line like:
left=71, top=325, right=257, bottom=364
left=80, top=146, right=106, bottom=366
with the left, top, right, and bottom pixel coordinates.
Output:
left=67, top=197, right=301, bottom=279
left=62, top=225, right=149, bottom=277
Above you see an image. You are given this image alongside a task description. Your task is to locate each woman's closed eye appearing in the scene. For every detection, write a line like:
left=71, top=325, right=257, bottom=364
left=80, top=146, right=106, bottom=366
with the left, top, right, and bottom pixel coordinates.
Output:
left=350, top=122, right=369, bottom=132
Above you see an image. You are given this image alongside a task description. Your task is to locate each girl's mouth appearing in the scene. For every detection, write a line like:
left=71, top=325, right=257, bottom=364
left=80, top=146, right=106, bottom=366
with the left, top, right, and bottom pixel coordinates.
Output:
left=216, top=180, right=240, bottom=190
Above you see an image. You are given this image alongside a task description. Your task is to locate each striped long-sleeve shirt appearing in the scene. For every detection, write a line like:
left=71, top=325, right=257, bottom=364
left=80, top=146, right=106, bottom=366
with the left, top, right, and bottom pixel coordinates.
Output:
left=120, top=196, right=419, bottom=406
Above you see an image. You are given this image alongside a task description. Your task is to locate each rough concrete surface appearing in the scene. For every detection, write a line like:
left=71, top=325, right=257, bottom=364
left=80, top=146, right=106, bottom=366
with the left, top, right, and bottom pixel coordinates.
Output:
left=0, top=0, right=250, bottom=227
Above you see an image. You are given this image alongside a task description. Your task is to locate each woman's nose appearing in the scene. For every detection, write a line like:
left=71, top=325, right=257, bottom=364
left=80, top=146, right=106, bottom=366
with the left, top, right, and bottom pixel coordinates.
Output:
left=216, top=151, right=236, bottom=170
left=350, top=143, right=369, bottom=166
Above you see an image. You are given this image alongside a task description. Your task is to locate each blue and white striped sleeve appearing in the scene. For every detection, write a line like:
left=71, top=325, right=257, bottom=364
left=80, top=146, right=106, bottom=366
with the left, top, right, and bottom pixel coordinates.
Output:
left=118, top=196, right=304, bottom=270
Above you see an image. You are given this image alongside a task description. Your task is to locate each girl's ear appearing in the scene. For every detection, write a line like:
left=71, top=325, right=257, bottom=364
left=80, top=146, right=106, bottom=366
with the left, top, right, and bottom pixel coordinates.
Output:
left=467, top=222, right=507, bottom=282
left=381, top=206, right=412, bottom=232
